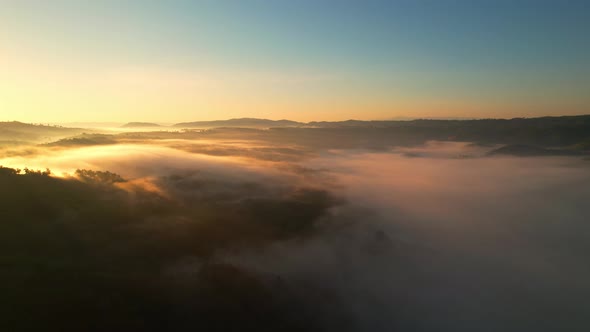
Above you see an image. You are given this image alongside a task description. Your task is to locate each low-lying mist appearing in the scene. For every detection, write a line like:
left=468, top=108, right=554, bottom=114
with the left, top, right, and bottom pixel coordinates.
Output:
left=1, top=132, right=589, bottom=331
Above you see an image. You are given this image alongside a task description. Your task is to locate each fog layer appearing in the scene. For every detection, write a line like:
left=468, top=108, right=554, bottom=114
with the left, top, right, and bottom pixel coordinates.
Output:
left=1, top=136, right=589, bottom=331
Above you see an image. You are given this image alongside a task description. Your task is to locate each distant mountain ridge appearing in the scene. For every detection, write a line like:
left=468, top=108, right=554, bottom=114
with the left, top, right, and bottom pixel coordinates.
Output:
left=174, top=118, right=302, bottom=128
left=2, top=115, right=590, bottom=150
left=173, top=115, right=590, bottom=129
left=307, top=114, right=590, bottom=128
left=169, top=115, right=590, bottom=148
left=122, top=122, right=162, bottom=128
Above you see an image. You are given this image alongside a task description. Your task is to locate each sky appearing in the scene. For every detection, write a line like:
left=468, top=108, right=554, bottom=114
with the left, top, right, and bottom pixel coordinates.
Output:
left=1, top=0, right=589, bottom=123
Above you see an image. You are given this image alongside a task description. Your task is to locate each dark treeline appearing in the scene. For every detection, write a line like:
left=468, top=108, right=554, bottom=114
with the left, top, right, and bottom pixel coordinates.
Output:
left=0, top=166, right=346, bottom=332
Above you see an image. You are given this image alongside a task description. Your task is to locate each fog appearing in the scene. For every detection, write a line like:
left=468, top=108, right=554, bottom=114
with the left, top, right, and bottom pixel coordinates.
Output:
left=236, top=151, right=590, bottom=331
left=1, top=134, right=589, bottom=331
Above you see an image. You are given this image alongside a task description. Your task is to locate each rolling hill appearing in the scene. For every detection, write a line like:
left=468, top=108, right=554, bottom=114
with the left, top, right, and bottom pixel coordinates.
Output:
left=174, top=118, right=302, bottom=128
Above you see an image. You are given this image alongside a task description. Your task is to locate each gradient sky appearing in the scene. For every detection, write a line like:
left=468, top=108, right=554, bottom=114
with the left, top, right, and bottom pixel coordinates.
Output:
left=1, top=0, right=589, bottom=123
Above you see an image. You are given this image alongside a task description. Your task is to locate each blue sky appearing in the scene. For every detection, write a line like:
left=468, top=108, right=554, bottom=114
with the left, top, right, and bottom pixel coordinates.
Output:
left=1, top=0, right=589, bottom=122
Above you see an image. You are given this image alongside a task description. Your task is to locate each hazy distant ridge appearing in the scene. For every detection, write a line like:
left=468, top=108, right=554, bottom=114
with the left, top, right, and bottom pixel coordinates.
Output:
left=173, top=115, right=590, bottom=129
left=174, top=118, right=302, bottom=128
left=3, top=115, right=590, bottom=149
left=122, top=122, right=162, bottom=128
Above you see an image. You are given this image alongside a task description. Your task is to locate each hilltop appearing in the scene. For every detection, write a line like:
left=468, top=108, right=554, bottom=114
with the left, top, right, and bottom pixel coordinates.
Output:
left=122, top=122, right=163, bottom=128
left=0, top=121, right=85, bottom=144
left=174, top=118, right=301, bottom=128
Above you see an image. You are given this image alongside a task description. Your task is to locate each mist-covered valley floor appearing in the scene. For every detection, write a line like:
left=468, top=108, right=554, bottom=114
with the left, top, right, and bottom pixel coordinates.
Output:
left=1, top=119, right=590, bottom=331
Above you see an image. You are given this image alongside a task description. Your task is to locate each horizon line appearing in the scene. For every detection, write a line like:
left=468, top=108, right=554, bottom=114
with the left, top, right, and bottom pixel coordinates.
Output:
left=2, top=113, right=589, bottom=128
